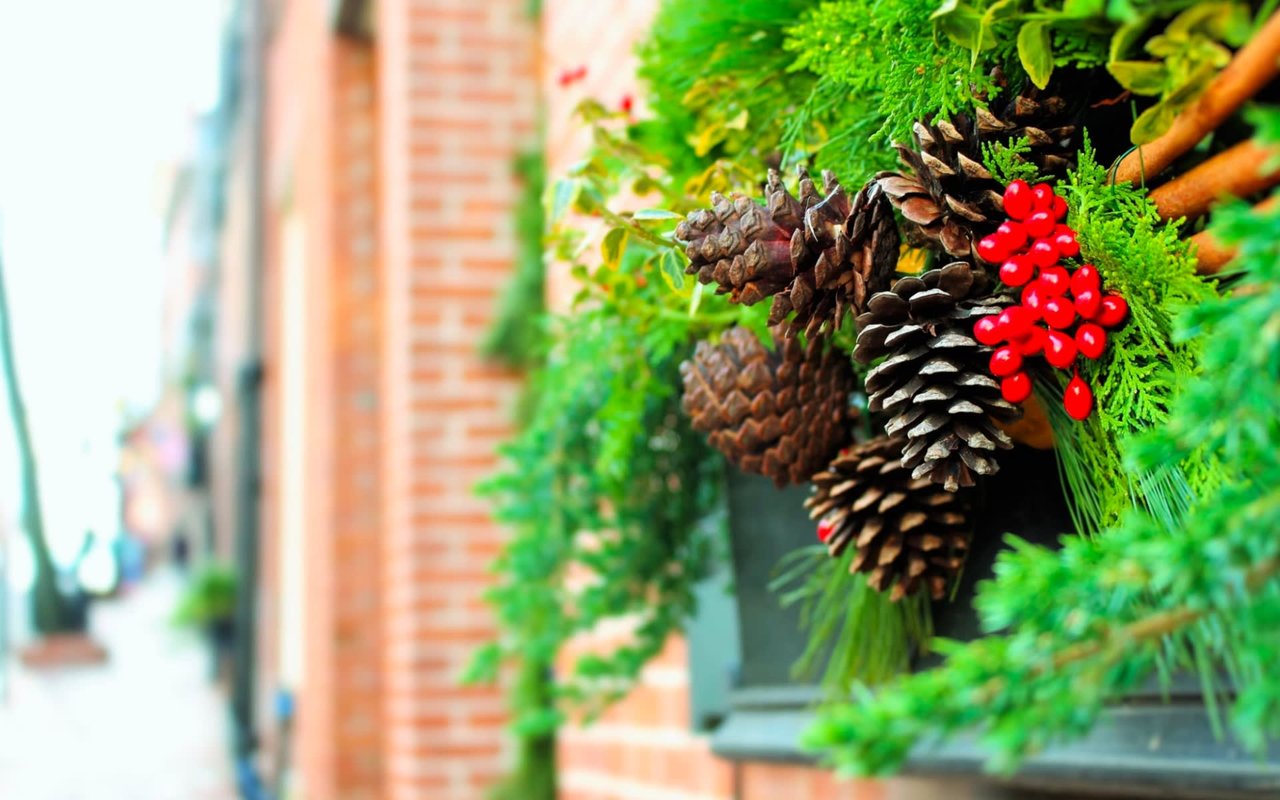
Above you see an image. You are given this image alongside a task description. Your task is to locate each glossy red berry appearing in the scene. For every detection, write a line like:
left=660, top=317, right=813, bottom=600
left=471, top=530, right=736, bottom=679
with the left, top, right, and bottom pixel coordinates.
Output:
left=1025, top=211, right=1056, bottom=238
left=1044, top=329, right=1078, bottom=369
left=1053, top=231, right=1080, bottom=258
left=977, top=234, right=1010, bottom=263
left=1031, top=183, right=1055, bottom=210
left=817, top=518, right=835, bottom=543
left=1050, top=195, right=1069, bottom=221
left=998, top=306, right=1034, bottom=340
left=1003, top=179, right=1033, bottom=220
left=1096, top=294, right=1129, bottom=328
left=1070, top=264, right=1101, bottom=296
left=1020, top=284, right=1045, bottom=318
left=1037, top=266, right=1069, bottom=296
left=557, top=69, right=574, bottom=86
left=1029, top=238, right=1059, bottom=268
left=990, top=346, right=1023, bottom=377
left=1015, top=325, right=1047, bottom=356
left=1075, top=288, right=1102, bottom=319
left=1076, top=323, right=1106, bottom=359
left=1064, top=373, right=1094, bottom=420
left=999, top=255, right=1035, bottom=287
left=1001, top=372, right=1033, bottom=404
left=997, top=221, right=1029, bottom=251
left=620, top=94, right=634, bottom=113
left=974, top=315, right=1004, bottom=346
left=1041, top=296, right=1076, bottom=330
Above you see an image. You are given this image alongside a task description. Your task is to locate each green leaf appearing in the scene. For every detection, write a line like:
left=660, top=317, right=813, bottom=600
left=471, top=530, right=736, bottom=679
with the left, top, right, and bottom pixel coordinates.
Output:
left=1107, top=60, right=1170, bottom=94
left=549, top=178, right=580, bottom=226
left=1017, top=22, right=1055, bottom=89
left=1061, top=0, right=1105, bottom=18
left=601, top=227, right=628, bottom=269
left=658, top=250, right=686, bottom=292
left=1109, top=15, right=1152, bottom=62
left=631, top=208, right=683, bottom=221
left=931, top=0, right=995, bottom=53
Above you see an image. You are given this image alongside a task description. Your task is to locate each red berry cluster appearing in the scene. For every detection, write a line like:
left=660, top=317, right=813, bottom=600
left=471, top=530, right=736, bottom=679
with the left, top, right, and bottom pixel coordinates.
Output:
left=972, top=180, right=1129, bottom=422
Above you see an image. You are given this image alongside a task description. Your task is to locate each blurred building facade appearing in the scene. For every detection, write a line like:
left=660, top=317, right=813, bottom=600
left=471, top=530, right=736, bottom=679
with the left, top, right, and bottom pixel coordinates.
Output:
left=153, top=1, right=881, bottom=799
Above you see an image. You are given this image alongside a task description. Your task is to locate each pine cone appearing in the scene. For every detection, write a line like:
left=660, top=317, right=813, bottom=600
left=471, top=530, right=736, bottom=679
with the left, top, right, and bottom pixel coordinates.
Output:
left=680, top=326, right=853, bottom=487
left=807, top=437, right=973, bottom=601
left=677, top=168, right=899, bottom=337
left=876, top=86, right=1078, bottom=258
left=853, top=262, right=1018, bottom=492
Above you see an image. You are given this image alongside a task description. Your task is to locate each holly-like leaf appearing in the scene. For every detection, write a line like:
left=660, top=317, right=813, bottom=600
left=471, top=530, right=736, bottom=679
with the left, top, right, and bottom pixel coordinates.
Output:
left=632, top=208, right=683, bottom=221
left=658, top=249, right=687, bottom=292
left=602, top=227, right=628, bottom=269
left=1108, top=60, right=1170, bottom=94
left=1017, top=21, right=1055, bottom=89
left=549, top=178, right=581, bottom=227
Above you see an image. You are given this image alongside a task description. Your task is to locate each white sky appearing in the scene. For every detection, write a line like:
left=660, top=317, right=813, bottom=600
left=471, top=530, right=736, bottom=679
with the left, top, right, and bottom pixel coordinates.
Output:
left=0, top=0, right=223, bottom=560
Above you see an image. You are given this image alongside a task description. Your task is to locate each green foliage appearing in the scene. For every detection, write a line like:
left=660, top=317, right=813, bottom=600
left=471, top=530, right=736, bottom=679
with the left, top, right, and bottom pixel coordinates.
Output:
left=173, top=563, right=237, bottom=627
left=805, top=153, right=1280, bottom=777
left=481, top=152, right=547, bottom=369
left=470, top=103, right=765, bottom=740
left=774, top=546, right=932, bottom=692
left=1054, top=134, right=1219, bottom=533
left=981, top=136, right=1046, bottom=185
left=785, top=0, right=1001, bottom=146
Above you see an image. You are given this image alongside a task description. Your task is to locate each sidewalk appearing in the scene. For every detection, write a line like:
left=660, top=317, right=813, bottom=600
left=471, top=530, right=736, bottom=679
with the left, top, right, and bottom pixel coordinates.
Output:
left=0, top=570, right=237, bottom=800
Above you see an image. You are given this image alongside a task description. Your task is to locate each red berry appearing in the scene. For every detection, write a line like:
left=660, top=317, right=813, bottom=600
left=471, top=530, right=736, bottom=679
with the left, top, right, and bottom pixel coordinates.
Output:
left=620, top=93, right=634, bottom=113
left=573, top=65, right=588, bottom=80
left=817, top=518, right=835, bottom=543
left=977, top=234, right=1010, bottom=264
left=1053, top=224, right=1073, bottom=238
left=1020, top=284, right=1046, bottom=318
left=999, top=255, right=1035, bottom=287
left=557, top=69, right=574, bottom=86
left=998, top=306, right=1034, bottom=340
left=990, top=346, right=1023, bottom=378
left=1037, top=266, right=1069, bottom=296
left=1015, top=325, right=1047, bottom=356
left=1025, top=211, right=1056, bottom=238
left=1029, top=238, right=1059, bottom=268
left=1031, top=183, right=1055, bottom=210
left=1075, top=288, right=1102, bottom=319
left=1050, top=195, right=1069, bottom=221
left=1003, top=179, right=1033, bottom=220
left=973, top=315, right=1004, bottom=346
left=1064, top=373, right=1094, bottom=420
left=996, top=221, right=1029, bottom=252
left=1070, top=264, right=1101, bottom=296
left=1096, top=294, right=1129, bottom=328
left=1001, top=372, right=1033, bottom=404
left=1076, top=323, right=1106, bottom=359
left=1042, top=296, right=1076, bottom=330
left=1054, top=232, right=1080, bottom=258
left=1044, top=329, right=1078, bottom=369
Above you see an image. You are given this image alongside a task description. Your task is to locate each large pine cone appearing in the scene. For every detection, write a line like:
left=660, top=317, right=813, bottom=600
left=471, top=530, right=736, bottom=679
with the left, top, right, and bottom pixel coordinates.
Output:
left=807, top=437, right=973, bottom=601
left=876, top=86, right=1077, bottom=259
left=677, top=168, right=899, bottom=337
left=680, top=326, right=853, bottom=487
left=853, top=262, right=1018, bottom=492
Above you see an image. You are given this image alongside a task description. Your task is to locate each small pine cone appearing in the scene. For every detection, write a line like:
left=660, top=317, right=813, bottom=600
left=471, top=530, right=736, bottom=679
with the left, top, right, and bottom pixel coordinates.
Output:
left=807, top=437, right=973, bottom=601
left=853, top=262, right=1018, bottom=492
left=677, top=168, right=899, bottom=337
left=876, top=87, right=1078, bottom=258
left=680, top=326, right=853, bottom=487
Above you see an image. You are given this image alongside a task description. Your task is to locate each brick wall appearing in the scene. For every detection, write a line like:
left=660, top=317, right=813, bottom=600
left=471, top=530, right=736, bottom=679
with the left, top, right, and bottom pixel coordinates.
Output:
left=375, top=1, right=537, bottom=797
left=543, top=1, right=882, bottom=798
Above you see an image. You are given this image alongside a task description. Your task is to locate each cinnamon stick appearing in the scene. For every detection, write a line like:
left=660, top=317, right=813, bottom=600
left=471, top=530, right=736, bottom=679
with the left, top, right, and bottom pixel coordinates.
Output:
left=1114, top=11, right=1280, bottom=185
left=1150, top=140, right=1280, bottom=221
left=1191, top=196, right=1280, bottom=274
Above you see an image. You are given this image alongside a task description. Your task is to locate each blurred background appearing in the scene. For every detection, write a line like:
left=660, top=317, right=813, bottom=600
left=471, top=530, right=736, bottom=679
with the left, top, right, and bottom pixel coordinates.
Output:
left=0, top=1, right=888, bottom=799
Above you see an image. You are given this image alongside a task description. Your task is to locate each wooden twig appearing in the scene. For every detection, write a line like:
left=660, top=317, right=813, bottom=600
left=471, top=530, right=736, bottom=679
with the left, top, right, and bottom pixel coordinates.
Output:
left=1191, top=196, right=1280, bottom=274
left=1150, top=140, right=1280, bottom=221
left=1114, top=11, right=1280, bottom=185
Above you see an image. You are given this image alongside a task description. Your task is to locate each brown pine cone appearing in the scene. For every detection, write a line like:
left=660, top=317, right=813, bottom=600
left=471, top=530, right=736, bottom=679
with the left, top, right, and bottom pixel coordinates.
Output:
left=853, top=262, right=1018, bottom=492
left=677, top=168, right=899, bottom=337
left=680, top=326, right=854, bottom=487
left=876, top=86, right=1078, bottom=259
left=807, top=436, right=974, bottom=601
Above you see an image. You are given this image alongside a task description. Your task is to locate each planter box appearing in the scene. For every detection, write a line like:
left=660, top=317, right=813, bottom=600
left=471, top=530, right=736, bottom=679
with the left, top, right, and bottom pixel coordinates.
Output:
left=708, top=446, right=1280, bottom=798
